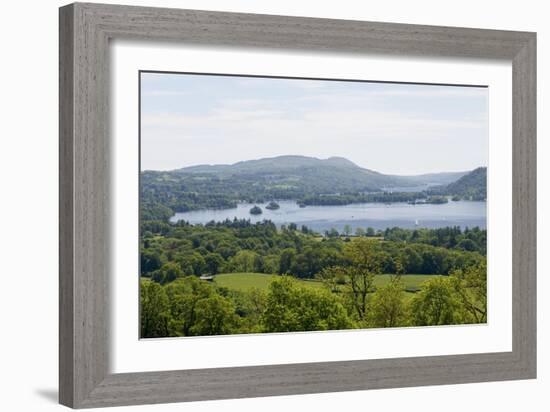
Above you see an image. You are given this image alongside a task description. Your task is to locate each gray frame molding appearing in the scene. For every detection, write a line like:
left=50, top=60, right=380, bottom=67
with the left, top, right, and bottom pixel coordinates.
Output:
left=59, top=2, right=536, bottom=408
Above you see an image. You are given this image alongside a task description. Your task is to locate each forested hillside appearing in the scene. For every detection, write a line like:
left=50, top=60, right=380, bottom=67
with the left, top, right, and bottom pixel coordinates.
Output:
left=429, top=167, right=487, bottom=200
left=141, top=155, right=484, bottom=217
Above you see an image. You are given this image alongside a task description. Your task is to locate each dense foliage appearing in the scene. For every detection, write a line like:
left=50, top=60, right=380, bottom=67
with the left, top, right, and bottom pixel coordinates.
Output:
left=141, top=220, right=486, bottom=280
left=140, top=237, right=487, bottom=338
left=140, top=219, right=487, bottom=338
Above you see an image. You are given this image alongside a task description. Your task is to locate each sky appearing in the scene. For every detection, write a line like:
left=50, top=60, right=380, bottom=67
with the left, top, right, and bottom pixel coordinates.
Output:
left=140, top=72, right=488, bottom=175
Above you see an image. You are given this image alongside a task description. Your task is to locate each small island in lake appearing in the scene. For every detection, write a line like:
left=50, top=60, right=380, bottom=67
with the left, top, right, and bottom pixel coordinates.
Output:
left=249, top=205, right=263, bottom=215
left=265, top=201, right=280, bottom=210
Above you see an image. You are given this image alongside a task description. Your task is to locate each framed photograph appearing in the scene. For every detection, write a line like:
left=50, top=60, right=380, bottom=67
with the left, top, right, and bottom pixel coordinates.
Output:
left=59, top=3, right=536, bottom=408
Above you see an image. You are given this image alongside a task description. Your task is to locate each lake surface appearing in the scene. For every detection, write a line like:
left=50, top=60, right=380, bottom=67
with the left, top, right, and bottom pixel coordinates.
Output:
left=170, top=200, right=486, bottom=233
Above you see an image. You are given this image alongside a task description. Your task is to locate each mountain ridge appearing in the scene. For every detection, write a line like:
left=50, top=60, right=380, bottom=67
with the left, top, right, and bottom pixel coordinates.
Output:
left=141, top=155, right=486, bottom=215
left=173, top=155, right=471, bottom=185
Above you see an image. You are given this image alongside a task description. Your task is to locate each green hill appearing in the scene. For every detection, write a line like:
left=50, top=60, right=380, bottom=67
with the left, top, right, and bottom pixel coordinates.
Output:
left=141, top=156, right=474, bottom=214
left=175, top=155, right=413, bottom=193
left=429, top=167, right=486, bottom=200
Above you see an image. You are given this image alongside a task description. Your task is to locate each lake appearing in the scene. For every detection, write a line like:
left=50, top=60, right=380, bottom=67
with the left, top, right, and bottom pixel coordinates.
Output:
left=170, top=200, right=486, bottom=233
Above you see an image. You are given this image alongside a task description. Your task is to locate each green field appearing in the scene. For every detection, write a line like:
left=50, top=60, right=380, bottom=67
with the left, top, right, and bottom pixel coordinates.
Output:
left=213, top=272, right=442, bottom=293
left=214, top=273, right=324, bottom=291
left=373, top=274, right=443, bottom=290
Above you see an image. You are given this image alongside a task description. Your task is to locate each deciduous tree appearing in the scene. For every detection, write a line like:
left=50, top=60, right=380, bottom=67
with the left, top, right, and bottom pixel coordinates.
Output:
left=368, top=277, right=408, bottom=327
left=410, top=277, right=465, bottom=326
left=140, top=279, right=170, bottom=338
left=451, top=260, right=487, bottom=323
left=261, top=277, right=353, bottom=332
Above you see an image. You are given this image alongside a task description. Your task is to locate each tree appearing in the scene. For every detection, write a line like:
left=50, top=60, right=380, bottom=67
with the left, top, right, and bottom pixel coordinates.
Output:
left=140, top=279, right=170, bottom=338
left=420, top=247, right=450, bottom=274
left=451, top=260, right=487, bottom=323
left=368, top=278, right=408, bottom=327
left=410, top=277, right=465, bottom=326
left=343, top=224, right=352, bottom=236
left=319, top=247, right=345, bottom=270
left=140, top=248, right=162, bottom=275
left=164, top=276, right=212, bottom=336
left=399, top=246, right=423, bottom=273
left=152, top=262, right=183, bottom=284
left=178, top=252, right=206, bottom=276
left=319, top=239, right=384, bottom=321
left=261, top=277, right=353, bottom=332
left=228, top=250, right=258, bottom=273
left=216, top=242, right=237, bottom=260
left=262, top=254, right=280, bottom=274
left=163, top=276, right=239, bottom=336
left=189, top=295, right=239, bottom=335
left=230, top=287, right=267, bottom=333
left=205, top=253, right=224, bottom=275
left=343, top=239, right=384, bottom=321
left=290, top=246, right=322, bottom=278
left=456, top=238, right=479, bottom=252
left=278, top=248, right=296, bottom=274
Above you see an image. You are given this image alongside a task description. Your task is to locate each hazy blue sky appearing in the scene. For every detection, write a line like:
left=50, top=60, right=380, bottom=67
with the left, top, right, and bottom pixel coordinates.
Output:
left=140, top=72, right=488, bottom=175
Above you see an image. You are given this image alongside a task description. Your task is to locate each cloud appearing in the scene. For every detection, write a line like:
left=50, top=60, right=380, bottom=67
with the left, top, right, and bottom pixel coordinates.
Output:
left=140, top=75, right=488, bottom=174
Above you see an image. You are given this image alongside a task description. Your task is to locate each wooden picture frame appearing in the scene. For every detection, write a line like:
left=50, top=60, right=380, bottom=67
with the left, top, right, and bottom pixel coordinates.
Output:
left=59, top=2, right=536, bottom=408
